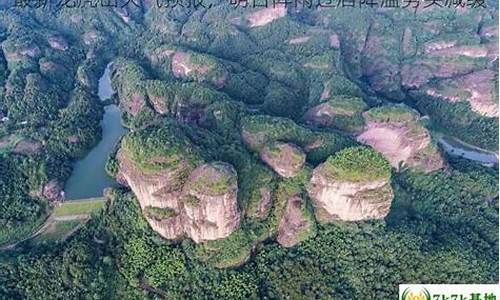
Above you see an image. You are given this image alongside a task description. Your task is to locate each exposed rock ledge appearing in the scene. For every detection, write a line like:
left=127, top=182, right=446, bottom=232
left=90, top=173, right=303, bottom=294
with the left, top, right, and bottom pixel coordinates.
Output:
left=309, top=169, right=393, bottom=222
left=277, top=194, right=312, bottom=247
left=117, top=150, right=240, bottom=243
left=260, top=142, right=305, bottom=178
left=246, top=4, right=287, bottom=28
left=356, top=106, right=445, bottom=173
left=307, top=147, right=394, bottom=222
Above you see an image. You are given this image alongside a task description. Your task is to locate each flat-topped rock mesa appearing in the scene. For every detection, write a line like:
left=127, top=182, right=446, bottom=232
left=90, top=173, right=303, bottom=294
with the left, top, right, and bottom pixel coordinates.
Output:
left=357, top=105, right=445, bottom=173
left=116, top=125, right=240, bottom=243
left=260, top=142, right=306, bottom=178
left=308, top=146, right=393, bottom=222
left=303, top=95, right=368, bottom=133
left=47, top=35, right=68, bottom=51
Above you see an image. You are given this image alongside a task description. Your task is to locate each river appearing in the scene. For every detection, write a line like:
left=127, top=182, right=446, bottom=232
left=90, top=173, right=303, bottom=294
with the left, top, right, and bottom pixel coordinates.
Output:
left=438, top=136, right=498, bottom=165
left=64, top=63, right=126, bottom=200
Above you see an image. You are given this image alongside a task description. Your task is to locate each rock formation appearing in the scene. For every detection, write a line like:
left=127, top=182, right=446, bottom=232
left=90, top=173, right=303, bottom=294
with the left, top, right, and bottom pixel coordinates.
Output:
left=182, top=163, right=241, bottom=242
left=260, top=142, right=305, bottom=178
left=276, top=194, right=313, bottom=247
left=303, top=95, right=367, bottom=133
left=356, top=105, right=445, bottom=172
left=117, top=127, right=241, bottom=243
left=246, top=4, right=287, bottom=28
left=307, top=146, right=393, bottom=222
left=42, top=179, right=64, bottom=202
left=171, top=52, right=228, bottom=88
left=250, top=187, right=273, bottom=220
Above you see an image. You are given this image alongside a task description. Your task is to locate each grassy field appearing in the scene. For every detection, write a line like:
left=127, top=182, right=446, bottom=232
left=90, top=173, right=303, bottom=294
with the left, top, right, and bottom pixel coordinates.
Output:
left=30, top=198, right=107, bottom=245
left=1, top=198, right=108, bottom=248
left=53, top=197, right=106, bottom=217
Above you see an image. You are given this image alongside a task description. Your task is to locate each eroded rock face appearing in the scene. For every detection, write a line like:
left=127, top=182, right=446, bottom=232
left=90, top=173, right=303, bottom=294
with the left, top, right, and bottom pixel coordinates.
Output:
left=356, top=107, right=444, bottom=172
left=251, top=187, right=273, bottom=219
left=260, top=142, right=305, bottom=178
left=425, top=70, right=499, bottom=118
left=334, top=8, right=498, bottom=123
left=117, top=150, right=241, bottom=243
left=171, top=52, right=228, bottom=88
left=47, top=36, right=68, bottom=51
left=246, top=4, right=287, bottom=28
left=277, top=195, right=312, bottom=247
left=182, top=163, right=241, bottom=242
left=308, top=163, right=393, bottom=222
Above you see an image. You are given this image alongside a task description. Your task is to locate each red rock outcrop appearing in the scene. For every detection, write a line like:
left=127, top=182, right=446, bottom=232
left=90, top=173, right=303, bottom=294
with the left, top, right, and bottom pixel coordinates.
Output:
left=117, top=150, right=241, bottom=243
left=260, top=142, right=305, bottom=178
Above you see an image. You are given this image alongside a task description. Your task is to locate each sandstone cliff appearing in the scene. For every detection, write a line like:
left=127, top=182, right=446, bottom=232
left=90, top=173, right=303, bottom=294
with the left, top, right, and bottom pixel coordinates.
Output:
left=117, top=127, right=241, bottom=243
left=307, top=146, right=393, bottom=222
left=276, top=194, right=313, bottom=247
left=357, top=105, right=445, bottom=173
left=260, top=142, right=305, bottom=178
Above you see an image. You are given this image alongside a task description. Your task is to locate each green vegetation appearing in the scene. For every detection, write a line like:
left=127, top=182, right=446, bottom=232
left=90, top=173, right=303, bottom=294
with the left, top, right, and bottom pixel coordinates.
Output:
left=326, top=95, right=367, bottom=117
left=53, top=199, right=106, bottom=217
left=181, top=195, right=200, bottom=206
left=183, top=52, right=228, bottom=86
left=121, top=121, right=202, bottom=172
left=264, top=142, right=305, bottom=166
left=364, top=105, right=420, bottom=124
left=0, top=3, right=497, bottom=299
left=31, top=220, right=82, bottom=244
left=189, top=163, right=237, bottom=196
left=144, top=206, right=177, bottom=221
left=312, top=95, right=368, bottom=132
left=241, top=114, right=356, bottom=164
left=412, top=92, right=499, bottom=151
left=2, top=162, right=496, bottom=298
left=320, top=146, right=392, bottom=182
left=0, top=155, right=48, bottom=246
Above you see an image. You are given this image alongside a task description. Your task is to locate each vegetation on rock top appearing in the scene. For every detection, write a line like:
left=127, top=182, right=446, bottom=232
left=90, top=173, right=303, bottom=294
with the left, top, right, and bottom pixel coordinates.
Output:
left=320, top=146, right=392, bottom=182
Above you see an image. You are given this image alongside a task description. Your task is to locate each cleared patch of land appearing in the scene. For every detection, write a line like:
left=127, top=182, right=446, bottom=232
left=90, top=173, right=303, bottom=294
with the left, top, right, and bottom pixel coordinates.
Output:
left=53, top=197, right=106, bottom=217
left=34, top=198, right=107, bottom=243
left=2, top=198, right=107, bottom=248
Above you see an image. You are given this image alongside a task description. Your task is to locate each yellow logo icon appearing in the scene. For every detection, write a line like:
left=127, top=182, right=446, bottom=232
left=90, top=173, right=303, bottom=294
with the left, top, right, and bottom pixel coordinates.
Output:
left=401, top=287, right=431, bottom=300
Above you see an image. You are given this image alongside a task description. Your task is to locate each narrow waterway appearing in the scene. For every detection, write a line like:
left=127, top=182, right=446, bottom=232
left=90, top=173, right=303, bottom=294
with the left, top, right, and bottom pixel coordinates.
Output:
left=438, top=136, right=498, bottom=165
left=64, top=63, right=126, bottom=200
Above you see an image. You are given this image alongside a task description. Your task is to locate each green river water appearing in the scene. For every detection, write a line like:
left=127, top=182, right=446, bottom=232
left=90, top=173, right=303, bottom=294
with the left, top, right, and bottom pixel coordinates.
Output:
left=64, top=63, right=126, bottom=200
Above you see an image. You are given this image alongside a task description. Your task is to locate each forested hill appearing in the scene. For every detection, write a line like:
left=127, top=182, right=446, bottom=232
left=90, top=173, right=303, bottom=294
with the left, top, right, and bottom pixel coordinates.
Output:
left=0, top=2, right=498, bottom=299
